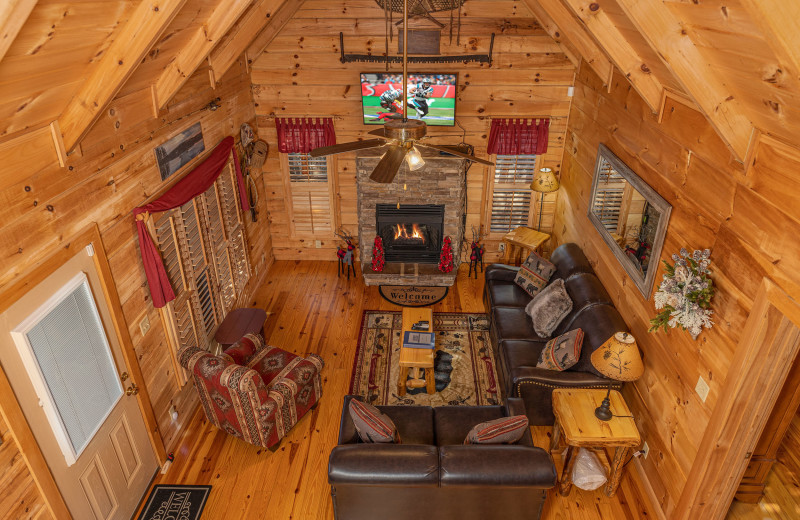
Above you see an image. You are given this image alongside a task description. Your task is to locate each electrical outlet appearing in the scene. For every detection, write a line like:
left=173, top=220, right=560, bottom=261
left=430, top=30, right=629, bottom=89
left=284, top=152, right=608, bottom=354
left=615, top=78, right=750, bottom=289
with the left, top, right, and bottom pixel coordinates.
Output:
left=139, top=315, right=151, bottom=337
left=315, top=240, right=322, bottom=248
left=695, top=376, right=710, bottom=403
left=642, top=441, right=650, bottom=459
left=498, top=243, right=505, bottom=253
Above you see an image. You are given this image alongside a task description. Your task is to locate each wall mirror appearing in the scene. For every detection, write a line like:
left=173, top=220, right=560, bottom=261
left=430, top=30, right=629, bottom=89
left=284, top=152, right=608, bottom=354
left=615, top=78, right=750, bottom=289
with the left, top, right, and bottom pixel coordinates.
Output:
left=587, top=144, right=672, bottom=299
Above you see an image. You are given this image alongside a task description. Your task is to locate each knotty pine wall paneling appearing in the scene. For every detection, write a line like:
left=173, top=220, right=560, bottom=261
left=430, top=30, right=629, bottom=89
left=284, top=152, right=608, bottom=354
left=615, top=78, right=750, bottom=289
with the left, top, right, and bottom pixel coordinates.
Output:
left=250, top=0, right=575, bottom=261
left=555, top=62, right=800, bottom=517
left=0, top=58, right=269, bottom=518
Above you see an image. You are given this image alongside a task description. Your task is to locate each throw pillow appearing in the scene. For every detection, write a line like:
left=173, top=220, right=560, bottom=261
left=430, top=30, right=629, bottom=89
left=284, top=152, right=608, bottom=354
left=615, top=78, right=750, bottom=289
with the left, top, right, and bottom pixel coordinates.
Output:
left=537, top=328, right=584, bottom=371
left=525, top=278, right=573, bottom=338
left=514, top=250, right=557, bottom=298
left=349, top=399, right=400, bottom=443
left=464, top=415, right=529, bottom=445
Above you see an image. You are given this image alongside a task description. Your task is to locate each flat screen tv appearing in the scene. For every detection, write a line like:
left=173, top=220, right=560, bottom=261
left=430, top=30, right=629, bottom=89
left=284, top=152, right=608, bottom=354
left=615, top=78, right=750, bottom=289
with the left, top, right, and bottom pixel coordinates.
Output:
left=359, top=72, right=457, bottom=126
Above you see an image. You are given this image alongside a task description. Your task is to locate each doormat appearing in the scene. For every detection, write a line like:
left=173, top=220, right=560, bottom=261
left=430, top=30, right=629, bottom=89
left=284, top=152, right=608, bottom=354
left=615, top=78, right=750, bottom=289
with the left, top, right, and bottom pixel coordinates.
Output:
left=349, top=311, right=499, bottom=407
left=137, top=485, right=211, bottom=520
left=378, top=285, right=448, bottom=307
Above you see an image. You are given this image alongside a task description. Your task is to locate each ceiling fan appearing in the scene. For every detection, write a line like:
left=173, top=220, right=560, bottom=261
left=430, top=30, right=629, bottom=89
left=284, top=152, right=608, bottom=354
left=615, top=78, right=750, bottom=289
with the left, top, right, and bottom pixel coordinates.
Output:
left=309, top=0, right=493, bottom=184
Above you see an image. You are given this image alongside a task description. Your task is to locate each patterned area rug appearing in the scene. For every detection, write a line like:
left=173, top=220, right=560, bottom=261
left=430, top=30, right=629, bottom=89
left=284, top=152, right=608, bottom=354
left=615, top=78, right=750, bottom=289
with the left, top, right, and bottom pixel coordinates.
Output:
left=349, top=311, right=500, bottom=406
left=137, top=485, right=211, bottom=520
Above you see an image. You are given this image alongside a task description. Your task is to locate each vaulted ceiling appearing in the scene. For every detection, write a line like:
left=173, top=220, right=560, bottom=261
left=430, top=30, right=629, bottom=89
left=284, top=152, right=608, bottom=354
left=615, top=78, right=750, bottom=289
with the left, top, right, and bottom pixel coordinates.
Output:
left=1, top=0, right=798, bottom=164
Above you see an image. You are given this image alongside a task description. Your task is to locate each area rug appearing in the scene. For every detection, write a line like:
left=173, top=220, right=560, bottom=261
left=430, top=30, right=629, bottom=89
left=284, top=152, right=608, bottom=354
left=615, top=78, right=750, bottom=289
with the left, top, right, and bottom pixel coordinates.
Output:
left=378, top=285, right=448, bottom=307
left=137, top=485, right=211, bottom=520
left=349, top=311, right=500, bottom=407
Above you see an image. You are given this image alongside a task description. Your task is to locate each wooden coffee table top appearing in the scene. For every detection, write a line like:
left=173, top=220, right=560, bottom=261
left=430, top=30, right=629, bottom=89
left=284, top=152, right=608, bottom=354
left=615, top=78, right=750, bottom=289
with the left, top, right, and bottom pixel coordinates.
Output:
left=552, top=389, right=640, bottom=446
left=399, top=307, right=434, bottom=368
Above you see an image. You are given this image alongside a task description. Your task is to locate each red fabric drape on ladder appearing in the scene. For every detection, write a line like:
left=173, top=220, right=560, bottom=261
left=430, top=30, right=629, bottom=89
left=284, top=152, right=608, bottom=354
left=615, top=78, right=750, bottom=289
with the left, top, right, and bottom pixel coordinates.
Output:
left=487, top=118, right=550, bottom=155
left=275, top=117, right=336, bottom=153
left=133, top=136, right=249, bottom=308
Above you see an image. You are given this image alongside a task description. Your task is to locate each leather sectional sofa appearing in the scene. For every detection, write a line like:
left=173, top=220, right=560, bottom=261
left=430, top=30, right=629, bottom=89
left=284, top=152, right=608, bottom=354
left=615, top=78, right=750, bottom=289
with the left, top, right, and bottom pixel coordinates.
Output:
left=484, top=243, right=629, bottom=424
left=328, top=395, right=557, bottom=520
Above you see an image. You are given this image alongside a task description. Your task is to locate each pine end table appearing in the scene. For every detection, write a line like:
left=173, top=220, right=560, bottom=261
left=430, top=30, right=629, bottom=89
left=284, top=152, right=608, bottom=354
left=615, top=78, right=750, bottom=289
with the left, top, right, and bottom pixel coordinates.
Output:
left=550, top=388, right=640, bottom=497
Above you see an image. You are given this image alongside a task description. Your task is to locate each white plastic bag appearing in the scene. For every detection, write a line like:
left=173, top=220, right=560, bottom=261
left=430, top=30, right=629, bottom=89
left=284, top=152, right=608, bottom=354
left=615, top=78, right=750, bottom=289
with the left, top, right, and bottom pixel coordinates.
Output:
left=571, top=448, right=607, bottom=491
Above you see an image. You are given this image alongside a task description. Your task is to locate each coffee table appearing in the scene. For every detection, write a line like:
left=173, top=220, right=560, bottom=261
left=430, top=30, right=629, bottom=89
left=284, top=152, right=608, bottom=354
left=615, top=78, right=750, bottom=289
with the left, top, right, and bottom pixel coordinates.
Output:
left=396, top=307, right=435, bottom=396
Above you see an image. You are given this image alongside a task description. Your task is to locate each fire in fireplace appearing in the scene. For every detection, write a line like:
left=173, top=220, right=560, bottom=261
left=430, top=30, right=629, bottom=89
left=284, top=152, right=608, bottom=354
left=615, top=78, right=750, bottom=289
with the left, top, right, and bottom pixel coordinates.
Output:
left=376, top=204, right=444, bottom=264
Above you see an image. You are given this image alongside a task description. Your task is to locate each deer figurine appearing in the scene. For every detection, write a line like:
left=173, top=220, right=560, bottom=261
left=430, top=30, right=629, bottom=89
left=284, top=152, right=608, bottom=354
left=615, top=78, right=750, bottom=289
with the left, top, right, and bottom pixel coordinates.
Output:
left=335, top=227, right=357, bottom=279
left=467, top=226, right=487, bottom=279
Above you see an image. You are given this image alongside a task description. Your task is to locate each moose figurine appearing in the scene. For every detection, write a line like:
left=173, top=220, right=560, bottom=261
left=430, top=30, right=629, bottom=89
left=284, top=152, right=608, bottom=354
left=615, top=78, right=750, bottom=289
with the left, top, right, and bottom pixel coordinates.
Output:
left=335, top=227, right=357, bottom=279
left=467, top=226, right=487, bottom=279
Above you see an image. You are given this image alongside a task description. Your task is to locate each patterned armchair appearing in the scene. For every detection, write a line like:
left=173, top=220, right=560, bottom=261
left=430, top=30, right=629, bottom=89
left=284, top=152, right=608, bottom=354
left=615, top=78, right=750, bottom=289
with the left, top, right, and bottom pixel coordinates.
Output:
left=179, top=334, right=324, bottom=449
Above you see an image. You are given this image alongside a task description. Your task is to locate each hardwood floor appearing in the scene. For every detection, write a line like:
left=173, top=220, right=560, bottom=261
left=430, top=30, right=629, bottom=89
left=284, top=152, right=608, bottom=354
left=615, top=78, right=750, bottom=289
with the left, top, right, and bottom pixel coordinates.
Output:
left=727, top=454, right=800, bottom=520
left=138, top=261, right=644, bottom=519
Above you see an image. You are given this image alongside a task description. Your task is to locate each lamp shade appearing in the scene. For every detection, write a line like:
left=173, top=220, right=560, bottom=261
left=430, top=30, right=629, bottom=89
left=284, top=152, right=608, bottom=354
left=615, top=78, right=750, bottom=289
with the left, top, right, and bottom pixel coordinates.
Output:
left=590, top=332, right=643, bottom=382
left=530, top=167, right=560, bottom=193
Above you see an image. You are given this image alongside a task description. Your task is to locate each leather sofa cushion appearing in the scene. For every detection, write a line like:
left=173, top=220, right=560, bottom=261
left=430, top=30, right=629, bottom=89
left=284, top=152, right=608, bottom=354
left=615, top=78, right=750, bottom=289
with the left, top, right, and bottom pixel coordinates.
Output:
left=486, top=280, right=533, bottom=308
left=439, top=446, right=557, bottom=487
left=338, top=396, right=434, bottom=445
left=491, top=307, right=536, bottom=340
left=500, top=340, right=547, bottom=375
left=550, top=243, right=594, bottom=280
left=328, top=444, right=439, bottom=486
left=564, top=272, right=612, bottom=308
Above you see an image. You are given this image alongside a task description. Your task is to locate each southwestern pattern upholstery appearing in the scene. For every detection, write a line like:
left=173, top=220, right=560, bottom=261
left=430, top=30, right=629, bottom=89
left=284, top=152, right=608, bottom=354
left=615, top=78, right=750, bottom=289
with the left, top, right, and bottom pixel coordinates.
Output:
left=179, top=334, right=324, bottom=449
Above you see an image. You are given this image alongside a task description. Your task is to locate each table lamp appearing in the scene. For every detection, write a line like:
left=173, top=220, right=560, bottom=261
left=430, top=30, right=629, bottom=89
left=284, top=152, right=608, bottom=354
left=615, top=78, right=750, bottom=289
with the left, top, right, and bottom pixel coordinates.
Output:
left=590, top=332, right=644, bottom=421
left=530, top=167, right=559, bottom=232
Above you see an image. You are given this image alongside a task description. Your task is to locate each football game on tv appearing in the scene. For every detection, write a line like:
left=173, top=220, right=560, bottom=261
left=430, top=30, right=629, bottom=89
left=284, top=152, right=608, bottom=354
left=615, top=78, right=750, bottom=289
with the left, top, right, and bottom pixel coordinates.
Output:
left=360, top=72, right=457, bottom=126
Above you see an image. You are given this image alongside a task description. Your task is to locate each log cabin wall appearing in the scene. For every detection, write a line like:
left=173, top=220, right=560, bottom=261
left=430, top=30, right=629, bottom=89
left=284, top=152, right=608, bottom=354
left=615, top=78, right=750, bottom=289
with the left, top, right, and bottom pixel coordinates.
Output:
left=250, top=0, right=576, bottom=261
left=0, top=58, right=271, bottom=518
left=555, top=61, right=800, bottom=517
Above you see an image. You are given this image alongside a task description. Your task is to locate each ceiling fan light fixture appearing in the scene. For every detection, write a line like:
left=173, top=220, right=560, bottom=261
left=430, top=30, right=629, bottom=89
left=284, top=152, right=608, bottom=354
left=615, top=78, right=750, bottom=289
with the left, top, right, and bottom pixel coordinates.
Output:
left=406, top=146, right=425, bottom=171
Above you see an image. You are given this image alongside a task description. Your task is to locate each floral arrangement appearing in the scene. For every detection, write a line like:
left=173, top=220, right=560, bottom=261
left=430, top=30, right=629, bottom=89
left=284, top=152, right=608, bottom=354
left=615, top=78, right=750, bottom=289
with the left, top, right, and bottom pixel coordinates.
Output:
left=649, top=248, right=714, bottom=339
left=371, top=236, right=385, bottom=272
left=438, top=236, right=454, bottom=273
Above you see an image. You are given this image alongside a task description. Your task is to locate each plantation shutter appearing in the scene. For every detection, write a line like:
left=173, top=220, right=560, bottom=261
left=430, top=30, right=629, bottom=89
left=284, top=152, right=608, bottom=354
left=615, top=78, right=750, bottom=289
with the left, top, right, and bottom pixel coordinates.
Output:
left=287, top=153, right=333, bottom=236
left=593, top=163, right=625, bottom=232
left=490, top=155, right=536, bottom=233
left=150, top=157, right=251, bottom=385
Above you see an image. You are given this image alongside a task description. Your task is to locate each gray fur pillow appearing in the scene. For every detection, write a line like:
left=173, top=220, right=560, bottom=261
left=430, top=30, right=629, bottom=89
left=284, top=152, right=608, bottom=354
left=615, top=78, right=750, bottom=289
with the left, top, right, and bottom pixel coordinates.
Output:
left=525, top=278, right=573, bottom=338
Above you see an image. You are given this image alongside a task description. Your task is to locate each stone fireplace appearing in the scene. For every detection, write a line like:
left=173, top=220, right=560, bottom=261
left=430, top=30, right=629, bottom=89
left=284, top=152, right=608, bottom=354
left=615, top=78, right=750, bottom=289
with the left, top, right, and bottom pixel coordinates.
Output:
left=356, top=149, right=467, bottom=286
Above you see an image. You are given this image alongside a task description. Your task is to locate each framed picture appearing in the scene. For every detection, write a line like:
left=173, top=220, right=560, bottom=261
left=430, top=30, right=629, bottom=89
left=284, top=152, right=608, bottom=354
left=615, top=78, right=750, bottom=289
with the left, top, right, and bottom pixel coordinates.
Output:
left=154, top=122, right=205, bottom=181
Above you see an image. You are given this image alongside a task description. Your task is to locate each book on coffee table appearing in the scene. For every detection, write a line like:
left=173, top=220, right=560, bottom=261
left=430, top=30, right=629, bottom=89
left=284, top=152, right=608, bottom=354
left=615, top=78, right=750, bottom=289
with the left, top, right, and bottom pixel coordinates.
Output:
left=403, top=331, right=435, bottom=349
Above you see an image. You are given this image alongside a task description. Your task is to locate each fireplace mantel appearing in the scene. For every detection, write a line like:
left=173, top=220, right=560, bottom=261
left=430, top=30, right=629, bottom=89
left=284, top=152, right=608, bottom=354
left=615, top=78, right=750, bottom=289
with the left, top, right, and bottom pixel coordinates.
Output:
left=356, top=149, right=467, bottom=286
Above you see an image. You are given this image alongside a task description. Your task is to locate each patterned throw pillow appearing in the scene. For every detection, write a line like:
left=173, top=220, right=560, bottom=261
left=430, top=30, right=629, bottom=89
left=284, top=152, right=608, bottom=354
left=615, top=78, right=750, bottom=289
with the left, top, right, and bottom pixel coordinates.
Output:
left=514, top=251, right=557, bottom=298
left=525, top=278, right=573, bottom=338
left=537, top=328, right=584, bottom=371
left=349, top=400, right=400, bottom=443
left=464, top=415, right=530, bottom=445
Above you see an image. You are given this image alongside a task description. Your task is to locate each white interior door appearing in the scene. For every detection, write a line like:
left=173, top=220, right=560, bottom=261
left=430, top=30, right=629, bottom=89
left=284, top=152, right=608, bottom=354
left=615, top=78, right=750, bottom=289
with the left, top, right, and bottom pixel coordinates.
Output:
left=0, top=247, right=158, bottom=520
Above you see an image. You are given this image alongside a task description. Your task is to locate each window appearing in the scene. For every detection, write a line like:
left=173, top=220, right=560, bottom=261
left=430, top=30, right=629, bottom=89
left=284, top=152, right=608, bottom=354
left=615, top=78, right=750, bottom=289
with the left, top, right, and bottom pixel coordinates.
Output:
left=489, top=155, right=536, bottom=233
left=151, top=158, right=250, bottom=383
left=592, top=162, right=625, bottom=232
left=283, top=152, right=337, bottom=237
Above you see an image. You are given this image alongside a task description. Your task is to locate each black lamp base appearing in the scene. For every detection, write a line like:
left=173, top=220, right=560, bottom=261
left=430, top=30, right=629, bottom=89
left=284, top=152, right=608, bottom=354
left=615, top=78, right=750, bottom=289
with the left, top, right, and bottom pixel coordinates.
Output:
left=594, top=382, right=614, bottom=421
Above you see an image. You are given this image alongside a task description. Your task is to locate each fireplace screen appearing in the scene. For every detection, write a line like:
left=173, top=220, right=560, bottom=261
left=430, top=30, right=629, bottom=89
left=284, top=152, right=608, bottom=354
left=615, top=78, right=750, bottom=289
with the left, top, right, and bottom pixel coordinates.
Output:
left=376, top=204, right=445, bottom=263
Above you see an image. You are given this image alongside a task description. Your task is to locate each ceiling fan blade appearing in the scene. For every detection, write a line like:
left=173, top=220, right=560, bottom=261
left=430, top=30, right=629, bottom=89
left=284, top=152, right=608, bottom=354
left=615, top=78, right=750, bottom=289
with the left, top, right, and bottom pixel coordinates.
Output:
left=417, top=143, right=495, bottom=166
left=309, top=139, right=386, bottom=157
left=367, top=128, right=390, bottom=139
left=370, top=145, right=408, bottom=183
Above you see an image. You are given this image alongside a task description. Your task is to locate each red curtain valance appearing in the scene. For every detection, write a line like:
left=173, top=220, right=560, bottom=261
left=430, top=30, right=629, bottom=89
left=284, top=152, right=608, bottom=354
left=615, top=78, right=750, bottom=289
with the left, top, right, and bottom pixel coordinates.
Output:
left=275, top=117, right=336, bottom=153
left=487, top=118, right=550, bottom=156
left=133, top=136, right=249, bottom=308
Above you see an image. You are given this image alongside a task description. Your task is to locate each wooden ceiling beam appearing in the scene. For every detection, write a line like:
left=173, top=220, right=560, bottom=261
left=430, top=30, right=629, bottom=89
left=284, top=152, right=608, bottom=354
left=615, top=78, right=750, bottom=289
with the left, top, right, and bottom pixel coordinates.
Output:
left=738, top=0, right=800, bottom=83
left=208, top=0, right=289, bottom=87
left=561, top=0, right=662, bottom=113
left=152, top=0, right=254, bottom=112
left=245, top=0, right=307, bottom=65
left=58, top=0, right=186, bottom=154
left=0, top=0, right=38, bottom=64
left=520, top=0, right=581, bottom=68
left=615, top=0, right=753, bottom=161
left=532, top=0, right=614, bottom=88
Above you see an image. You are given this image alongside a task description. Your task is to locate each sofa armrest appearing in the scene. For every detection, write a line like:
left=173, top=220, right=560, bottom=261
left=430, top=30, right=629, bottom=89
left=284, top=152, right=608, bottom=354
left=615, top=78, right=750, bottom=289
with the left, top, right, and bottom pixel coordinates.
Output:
left=504, top=397, right=527, bottom=417
left=328, top=444, right=439, bottom=486
left=485, top=264, right=520, bottom=282
left=439, top=446, right=556, bottom=488
left=510, top=366, right=617, bottom=389
left=222, top=333, right=265, bottom=365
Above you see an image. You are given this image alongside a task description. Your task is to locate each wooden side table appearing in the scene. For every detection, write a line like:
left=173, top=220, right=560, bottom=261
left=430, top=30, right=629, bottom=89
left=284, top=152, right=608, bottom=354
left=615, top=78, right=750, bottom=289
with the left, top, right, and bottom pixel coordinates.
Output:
left=501, top=227, right=551, bottom=265
left=550, top=388, right=640, bottom=497
left=397, top=307, right=435, bottom=396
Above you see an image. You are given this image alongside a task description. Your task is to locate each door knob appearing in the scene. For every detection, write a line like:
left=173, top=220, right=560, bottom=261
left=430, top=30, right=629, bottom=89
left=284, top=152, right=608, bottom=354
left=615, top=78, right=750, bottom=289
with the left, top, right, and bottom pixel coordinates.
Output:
left=126, top=383, right=139, bottom=396
left=120, top=372, right=129, bottom=382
